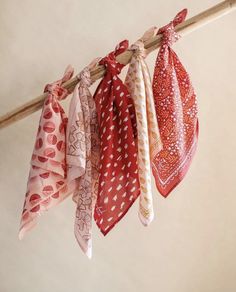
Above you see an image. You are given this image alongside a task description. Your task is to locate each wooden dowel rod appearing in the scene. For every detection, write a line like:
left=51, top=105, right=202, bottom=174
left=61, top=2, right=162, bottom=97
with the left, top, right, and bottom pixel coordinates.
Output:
left=0, top=0, right=235, bottom=130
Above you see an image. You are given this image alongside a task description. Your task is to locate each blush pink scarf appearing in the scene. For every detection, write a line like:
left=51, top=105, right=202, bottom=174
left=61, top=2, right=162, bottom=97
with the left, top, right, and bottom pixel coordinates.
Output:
left=67, top=60, right=100, bottom=258
left=19, top=66, right=76, bottom=239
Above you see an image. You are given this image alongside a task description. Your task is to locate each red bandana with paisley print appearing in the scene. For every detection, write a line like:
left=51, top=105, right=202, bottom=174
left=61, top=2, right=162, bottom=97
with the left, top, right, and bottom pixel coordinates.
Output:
left=152, top=9, right=199, bottom=197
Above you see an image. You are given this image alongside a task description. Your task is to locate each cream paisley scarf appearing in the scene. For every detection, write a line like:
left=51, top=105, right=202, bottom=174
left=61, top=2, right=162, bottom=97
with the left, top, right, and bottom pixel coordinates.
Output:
left=125, top=28, right=162, bottom=225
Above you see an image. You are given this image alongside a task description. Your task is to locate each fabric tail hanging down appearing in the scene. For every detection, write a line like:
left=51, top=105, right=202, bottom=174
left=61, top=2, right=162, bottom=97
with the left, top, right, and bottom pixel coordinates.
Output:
left=152, top=9, right=199, bottom=197
left=125, top=28, right=162, bottom=226
left=93, top=40, right=140, bottom=235
left=19, top=66, right=76, bottom=239
left=66, top=59, right=100, bottom=258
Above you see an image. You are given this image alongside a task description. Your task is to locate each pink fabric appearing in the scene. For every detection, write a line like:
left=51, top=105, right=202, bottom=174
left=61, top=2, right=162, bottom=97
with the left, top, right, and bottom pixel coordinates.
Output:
left=93, top=40, right=140, bottom=235
left=152, top=9, right=199, bottom=197
left=67, top=60, right=100, bottom=258
left=19, top=66, right=76, bottom=239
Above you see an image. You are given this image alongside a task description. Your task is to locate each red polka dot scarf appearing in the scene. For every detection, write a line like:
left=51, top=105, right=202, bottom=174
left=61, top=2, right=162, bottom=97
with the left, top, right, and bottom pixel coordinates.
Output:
left=93, top=40, right=140, bottom=235
left=19, top=66, right=76, bottom=239
left=152, top=9, right=199, bottom=197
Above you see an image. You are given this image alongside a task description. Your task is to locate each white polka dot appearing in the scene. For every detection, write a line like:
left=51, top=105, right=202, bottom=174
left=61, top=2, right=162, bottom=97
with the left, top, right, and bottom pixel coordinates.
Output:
left=121, top=202, right=125, bottom=209
left=104, top=197, right=109, bottom=203
left=119, top=100, right=123, bottom=106
left=116, top=184, right=122, bottom=191
left=117, top=155, right=122, bottom=161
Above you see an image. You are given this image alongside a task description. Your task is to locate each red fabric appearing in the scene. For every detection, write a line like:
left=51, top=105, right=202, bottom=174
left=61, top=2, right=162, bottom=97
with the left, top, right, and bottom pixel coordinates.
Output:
left=152, top=9, right=199, bottom=197
left=93, top=40, right=140, bottom=235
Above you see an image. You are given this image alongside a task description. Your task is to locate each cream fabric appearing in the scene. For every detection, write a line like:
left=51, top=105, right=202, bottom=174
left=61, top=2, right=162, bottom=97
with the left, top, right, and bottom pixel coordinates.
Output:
left=125, top=28, right=162, bottom=226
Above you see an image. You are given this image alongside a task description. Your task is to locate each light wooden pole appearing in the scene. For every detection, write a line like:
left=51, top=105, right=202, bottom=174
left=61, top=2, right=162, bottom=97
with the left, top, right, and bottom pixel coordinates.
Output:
left=0, top=0, right=235, bottom=130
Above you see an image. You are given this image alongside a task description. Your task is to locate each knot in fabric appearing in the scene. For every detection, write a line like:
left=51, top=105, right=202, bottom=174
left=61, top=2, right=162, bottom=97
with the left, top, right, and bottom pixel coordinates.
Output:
left=157, top=9, right=187, bottom=47
left=44, top=65, right=74, bottom=100
left=44, top=83, right=69, bottom=101
left=78, top=67, right=92, bottom=87
left=99, top=54, right=124, bottom=76
left=130, top=40, right=147, bottom=58
left=158, top=22, right=180, bottom=47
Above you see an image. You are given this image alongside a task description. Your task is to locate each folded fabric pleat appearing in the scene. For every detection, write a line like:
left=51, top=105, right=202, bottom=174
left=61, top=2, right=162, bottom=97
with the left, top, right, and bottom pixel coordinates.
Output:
left=19, top=66, right=75, bottom=239
left=67, top=59, right=100, bottom=258
left=152, top=9, right=199, bottom=197
left=93, top=40, right=140, bottom=235
left=125, top=28, right=162, bottom=226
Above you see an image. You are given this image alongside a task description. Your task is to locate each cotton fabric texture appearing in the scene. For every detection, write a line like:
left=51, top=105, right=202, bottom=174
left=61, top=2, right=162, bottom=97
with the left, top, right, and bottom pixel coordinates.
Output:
left=93, top=40, right=140, bottom=235
left=125, top=28, right=162, bottom=226
left=152, top=9, right=199, bottom=197
left=19, top=66, right=75, bottom=239
left=66, top=60, right=100, bottom=258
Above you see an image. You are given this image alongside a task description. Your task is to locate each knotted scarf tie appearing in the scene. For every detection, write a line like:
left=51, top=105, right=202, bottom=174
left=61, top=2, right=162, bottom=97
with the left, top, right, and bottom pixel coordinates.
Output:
left=152, top=9, right=199, bottom=197
left=19, top=66, right=75, bottom=239
left=93, top=40, right=140, bottom=235
left=67, top=60, right=100, bottom=258
left=125, top=28, right=162, bottom=226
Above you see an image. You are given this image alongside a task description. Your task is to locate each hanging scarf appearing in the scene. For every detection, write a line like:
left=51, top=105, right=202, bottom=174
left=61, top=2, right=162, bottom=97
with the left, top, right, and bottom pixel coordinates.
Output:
left=67, top=60, right=100, bottom=258
left=19, top=66, right=75, bottom=239
left=93, top=40, right=140, bottom=235
left=125, top=28, right=162, bottom=226
left=152, top=9, right=199, bottom=197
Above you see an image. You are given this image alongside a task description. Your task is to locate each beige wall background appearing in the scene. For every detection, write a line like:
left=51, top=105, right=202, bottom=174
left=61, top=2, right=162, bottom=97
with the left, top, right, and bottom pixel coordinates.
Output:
left=0, top=1, right=236, bottom=292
